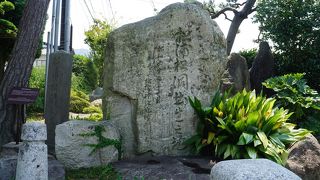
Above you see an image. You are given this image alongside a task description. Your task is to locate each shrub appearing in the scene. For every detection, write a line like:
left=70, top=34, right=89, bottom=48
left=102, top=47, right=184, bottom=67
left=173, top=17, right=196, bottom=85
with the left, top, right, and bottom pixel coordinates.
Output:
left=83, top=106, right=102, bottom=114
left=263, top=73, right=320, bottom=134
left=185, top=90, right=310, bottom=165
left=238, top=48, right=257, bottom=69
left=72, top=55, right=98, bottom=93
left=69, top=90, right=90, bottom=113
left=27, top=66, right=45, bottom=114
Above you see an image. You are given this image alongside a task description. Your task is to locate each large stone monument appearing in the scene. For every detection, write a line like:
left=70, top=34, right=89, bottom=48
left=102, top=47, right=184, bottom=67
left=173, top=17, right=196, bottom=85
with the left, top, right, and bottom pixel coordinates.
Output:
left=103, top=3, right=227, bottom=157
left=45, top=51, right=73, bottom=154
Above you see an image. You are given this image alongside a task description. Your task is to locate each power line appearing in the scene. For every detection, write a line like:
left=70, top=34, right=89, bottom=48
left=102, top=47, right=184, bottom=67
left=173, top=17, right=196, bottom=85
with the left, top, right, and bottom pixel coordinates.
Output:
left=88, top=0, right=96, bottom=18
left=107, top=0, right=115, bottom=21
left=83, top=0, right=95, bottom=21
left=79, top=0, right=91, bottom=24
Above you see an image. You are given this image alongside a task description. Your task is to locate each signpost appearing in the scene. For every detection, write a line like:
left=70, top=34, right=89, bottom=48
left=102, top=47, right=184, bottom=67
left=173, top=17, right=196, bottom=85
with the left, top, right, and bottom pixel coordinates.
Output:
left=7, top=87, right=39, bottom=144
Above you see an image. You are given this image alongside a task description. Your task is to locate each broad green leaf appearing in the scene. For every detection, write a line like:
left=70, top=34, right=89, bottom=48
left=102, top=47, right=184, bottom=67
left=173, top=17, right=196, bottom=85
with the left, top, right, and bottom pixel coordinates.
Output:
left=207, top=132, right=215, bottom=144
left=237, top=132, right=254, bottom=145
left=246, top=146, right=257, bottom=159
left=257, top=131, right=269, bottom=149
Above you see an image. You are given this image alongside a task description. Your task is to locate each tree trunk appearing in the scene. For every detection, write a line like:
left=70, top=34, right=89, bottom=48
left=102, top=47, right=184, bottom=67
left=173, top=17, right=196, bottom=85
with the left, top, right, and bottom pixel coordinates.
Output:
left=226, top=0, right=256, bottom=55
left=0, top=0, right=50, bottom=147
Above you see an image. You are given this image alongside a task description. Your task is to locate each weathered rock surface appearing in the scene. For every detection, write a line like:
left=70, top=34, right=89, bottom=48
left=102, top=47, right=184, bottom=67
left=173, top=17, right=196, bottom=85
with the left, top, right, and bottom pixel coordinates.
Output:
left=112, top=156, right=213, bottom=180
left=45, top=51, right=73, bottom=154
left=286, top=135, right=320, bottom=180
left=210, top=159, right=301, bottom=180
left=0, top=155, right=65, bottom=180
left=16, top=122, right=48, bottom=180
left=89, top=87, right=103, bottom=102
left=90, top=99, right=102, bottom=107
left=249, top=41, right=274, bottom=95
left=220, top=53, right=250, bottom=94
left=103, top=2, right=227, bottom=158
left=55, top=120, right=120, bottom=169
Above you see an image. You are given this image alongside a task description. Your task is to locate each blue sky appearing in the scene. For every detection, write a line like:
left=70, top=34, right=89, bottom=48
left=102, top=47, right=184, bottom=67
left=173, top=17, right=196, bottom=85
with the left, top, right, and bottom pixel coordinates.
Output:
left=45, top=0, right=259, bottom=52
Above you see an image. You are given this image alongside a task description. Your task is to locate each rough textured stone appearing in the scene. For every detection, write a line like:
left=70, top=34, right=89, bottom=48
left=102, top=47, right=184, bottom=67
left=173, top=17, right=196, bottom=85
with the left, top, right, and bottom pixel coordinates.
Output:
left=286, top=135, right=320, bottom=180
left=90, top=99, right=102, bottom=107
left=0, top=154, right=65, bottom=180
left=16, top=122, right=48, bottom=180
left=220, top=53, right=250, bottom=94
left=45, top=51, right=73, bottom=154
left=210, top=159, right=301, bottom=180
left=89, top=87, right=104, bottom=102
left=249, top=41, right=274, bottom=95
left=103, top=2, right=227, bottom=158
left=0, top=156, right=17, bottom=180
left=55, top=120, right=120, bottom=169
left=112, top=156, right=213, bottom=180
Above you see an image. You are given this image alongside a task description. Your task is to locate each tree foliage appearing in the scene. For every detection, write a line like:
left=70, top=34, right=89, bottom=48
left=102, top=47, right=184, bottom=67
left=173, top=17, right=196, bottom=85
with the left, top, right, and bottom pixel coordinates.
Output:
left=0, top=0, right=16, bottom=38
left=72, top=54, right=98, bottom=93
left=0, top=0, right=26, bottom=82
left=254, top=0, right=320, bottom=90
left=84, top=19, right=113, bottom=86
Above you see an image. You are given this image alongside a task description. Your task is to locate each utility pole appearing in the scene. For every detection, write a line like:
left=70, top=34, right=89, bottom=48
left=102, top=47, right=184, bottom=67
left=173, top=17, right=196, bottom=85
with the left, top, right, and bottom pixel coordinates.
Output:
left=54, top=0, right=61, bottom=51
left=60, top=0, right=71, bottom=52
left=50, top=0, right=56, bottom=53
left=64, top=0, right=71, bottom=52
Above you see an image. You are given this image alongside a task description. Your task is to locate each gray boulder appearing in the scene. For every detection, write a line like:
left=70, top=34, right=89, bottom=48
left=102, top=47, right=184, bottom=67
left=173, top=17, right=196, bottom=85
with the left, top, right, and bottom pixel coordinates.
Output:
left=286, top=135, right=320, bottom=180
left=0, top=142, right=65, bottom=180
left=210, top=159, right=301, bottom=180
left=220, top=53, right=250, bottom=94
left=55, top=120, right=120, bottom=169
left=103, top=2, right=227, bottom=158
left=89, top=87, right=103, bottom=102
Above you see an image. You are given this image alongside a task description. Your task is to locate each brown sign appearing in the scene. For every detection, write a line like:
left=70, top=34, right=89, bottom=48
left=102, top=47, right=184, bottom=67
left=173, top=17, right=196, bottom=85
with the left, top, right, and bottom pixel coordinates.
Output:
left=7, top=87, right=39, bottom=104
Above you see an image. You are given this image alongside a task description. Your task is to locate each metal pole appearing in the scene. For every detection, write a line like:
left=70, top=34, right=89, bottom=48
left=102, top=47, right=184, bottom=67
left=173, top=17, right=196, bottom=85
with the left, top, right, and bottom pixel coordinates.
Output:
left=54, top=0, right=61, bottom=51
left=50, top=0, right=56, bottom=53
left=45, top=32, right=50, bottom=113
left=64, top=0, right=71, bottom=52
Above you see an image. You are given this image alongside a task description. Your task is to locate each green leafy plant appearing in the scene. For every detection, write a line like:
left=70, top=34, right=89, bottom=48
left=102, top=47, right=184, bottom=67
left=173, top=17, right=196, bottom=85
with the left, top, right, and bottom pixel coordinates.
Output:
left=65, top=164, right=118, bottom=180
left=72, top=55, right=98, bottom=93
left=262, top=73, right=320, bottom=134
left=185, top=90, right=310, bottom=165
left=80, top=125, right=122, bottom=160
left=69, top=90, right=90, bottom=113
left=83, top=106, right=102, bottom=114
left=27, top=67, right=45, bottom=114
left=238, top=48, right=257, bottom=69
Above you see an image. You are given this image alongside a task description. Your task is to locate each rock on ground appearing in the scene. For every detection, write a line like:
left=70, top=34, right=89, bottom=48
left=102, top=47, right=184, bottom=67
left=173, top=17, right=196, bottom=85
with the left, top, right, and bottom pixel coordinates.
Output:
left=0, top=142, right=65, bottom=180
left=55, top=120, right=120, bottom=169
left=249, top=41, right=274, bottom=95
left=220, top=53, right=250, bottom=94
left=210, top=159, right=301, bottom=180
left=112, top=156, right=213, bottom=180
left=286, top=135, right=320, bottom=180
left=103, top=2, right=227, bottom=158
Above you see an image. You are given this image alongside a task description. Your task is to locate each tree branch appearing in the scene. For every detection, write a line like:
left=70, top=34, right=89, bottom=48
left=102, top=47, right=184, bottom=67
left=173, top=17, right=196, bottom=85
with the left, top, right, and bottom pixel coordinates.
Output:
left=210, top=7, right=238, bottom=19
left=222, top=12, right=233, bottom=22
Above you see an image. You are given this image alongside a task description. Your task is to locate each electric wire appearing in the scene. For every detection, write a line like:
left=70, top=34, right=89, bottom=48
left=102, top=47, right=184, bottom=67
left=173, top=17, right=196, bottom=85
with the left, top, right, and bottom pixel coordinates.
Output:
left=107, top=0, right=115, bottom=21
left=83, top=0, right=95, bottom=21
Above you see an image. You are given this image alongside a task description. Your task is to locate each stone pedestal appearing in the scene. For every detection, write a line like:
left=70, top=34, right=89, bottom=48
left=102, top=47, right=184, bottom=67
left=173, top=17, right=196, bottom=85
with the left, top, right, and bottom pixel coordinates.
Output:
left=16, top=122, right=48, bottom=180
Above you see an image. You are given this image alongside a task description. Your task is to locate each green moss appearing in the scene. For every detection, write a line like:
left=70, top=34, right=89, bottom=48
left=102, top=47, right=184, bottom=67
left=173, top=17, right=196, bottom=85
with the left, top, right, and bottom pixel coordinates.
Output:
left=65, top=164, right=119, bottom=180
